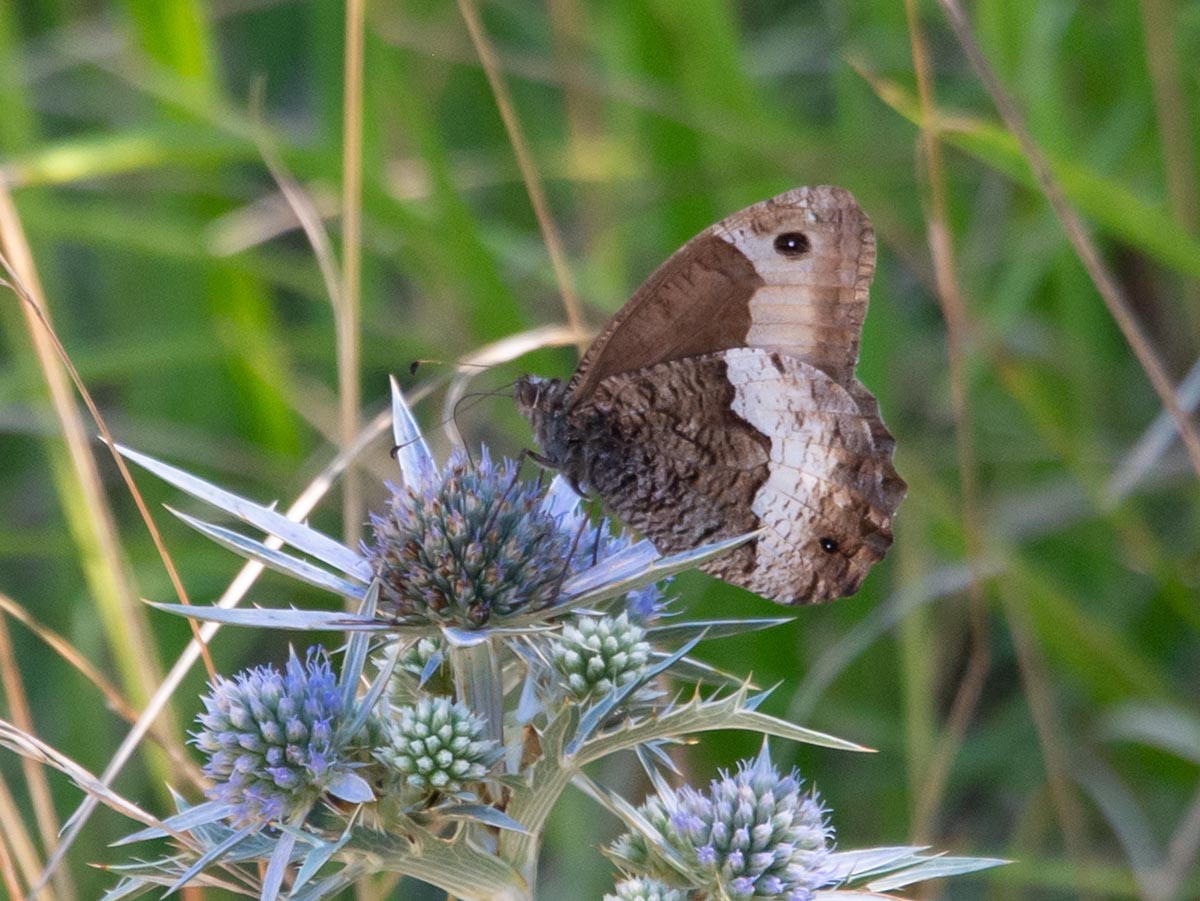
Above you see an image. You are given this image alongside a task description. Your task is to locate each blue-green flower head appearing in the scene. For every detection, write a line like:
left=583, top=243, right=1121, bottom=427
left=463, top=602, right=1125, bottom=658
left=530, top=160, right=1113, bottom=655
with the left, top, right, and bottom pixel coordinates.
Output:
left=551, top=612, right=652, bottom=700
left=366, top=447, right=577, bottom=628
left=611, top=746, right=834, bottom=899
left=192, top=647, right=367, bottom=827
left=375, top=696, right=502, bottom=795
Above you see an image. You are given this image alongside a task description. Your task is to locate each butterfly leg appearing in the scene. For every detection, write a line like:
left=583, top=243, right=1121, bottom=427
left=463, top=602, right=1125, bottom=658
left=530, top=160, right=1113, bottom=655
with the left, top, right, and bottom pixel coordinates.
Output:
left=551, top=513, right=592, bottom=600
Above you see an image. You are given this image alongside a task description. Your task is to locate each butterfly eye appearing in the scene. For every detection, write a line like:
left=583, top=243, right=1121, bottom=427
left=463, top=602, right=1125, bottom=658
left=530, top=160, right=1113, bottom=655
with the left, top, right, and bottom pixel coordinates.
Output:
left=818, top=537, right=839, bottom=554
left=773, top=231, right=810, bottom=257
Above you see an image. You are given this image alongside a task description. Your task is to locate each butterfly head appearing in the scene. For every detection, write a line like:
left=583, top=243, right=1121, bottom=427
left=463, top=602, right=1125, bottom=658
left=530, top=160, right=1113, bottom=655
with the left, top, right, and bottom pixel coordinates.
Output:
left=514, top=375, right=571, bottom=451
left=514, top=374, right=559, bottom=419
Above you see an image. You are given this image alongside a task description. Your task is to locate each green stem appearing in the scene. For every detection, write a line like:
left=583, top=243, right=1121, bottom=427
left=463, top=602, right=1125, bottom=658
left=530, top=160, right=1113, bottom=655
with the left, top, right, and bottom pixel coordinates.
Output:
left=448, top=639, right=504, bottom=746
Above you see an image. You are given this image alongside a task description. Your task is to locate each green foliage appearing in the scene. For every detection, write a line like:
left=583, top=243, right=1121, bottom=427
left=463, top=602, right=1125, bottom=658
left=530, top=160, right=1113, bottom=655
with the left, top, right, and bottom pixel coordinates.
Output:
left=0, top=0, right=1197, bottom=898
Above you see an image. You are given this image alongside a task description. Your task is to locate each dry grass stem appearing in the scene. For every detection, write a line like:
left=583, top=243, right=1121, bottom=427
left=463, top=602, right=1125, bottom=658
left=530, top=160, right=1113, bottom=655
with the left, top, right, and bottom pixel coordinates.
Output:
left=902, top=0, right=991, bottom=848
left=0, top=243, right=212, bottom=683
left=1160, top=783, right=1200, bottom=900
left=0, top=609, right=73, bottom=900
left=1001, top=578, right=1095, bottom=901
left=0, top=594, right=203, bottom=787
left=1138, top=0, right=1198, bottom=234
left=937, top=0, right=1200, bottom=482
left=456, top=0, right=588, bottom=353
left=340, top=0, right=366, bottom=547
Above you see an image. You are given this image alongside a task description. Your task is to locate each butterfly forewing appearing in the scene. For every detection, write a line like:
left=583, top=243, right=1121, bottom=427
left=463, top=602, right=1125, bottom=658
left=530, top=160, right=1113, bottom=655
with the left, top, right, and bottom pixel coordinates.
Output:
left=567, top=186, right=874, bottom=401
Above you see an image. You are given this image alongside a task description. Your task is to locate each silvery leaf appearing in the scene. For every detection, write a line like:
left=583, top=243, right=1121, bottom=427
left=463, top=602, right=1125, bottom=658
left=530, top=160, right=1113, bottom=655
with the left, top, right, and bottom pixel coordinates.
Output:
left=118, top=444, right=370, bottom=579
left=390, top=375, right=437, bottom=490
left=292, top=833, right=350, bottom=892
left=113, top=800, right=231, bottom=846
left=540, top=474, right=583, bottom=518
left=647, top=617, right=792, bottom=643
left=260, top=831, right=297, bottom=901
left=340, top=581, right=380, bottom=709
left=165, top=823, right=260, bottom=896
left=825, top=847, right=932, bottom=880
left=434, top=803, right=530, bottom=833
left=146, top=602, right=402, bottom=632
left=418, top=649, right=445, bottom=687
left=325, top=771, right=375, bottom=804
left=866, top=855, right=1010, bottom=892
left=167, top=507, right=366, bottom=599
left=344, top=638, right=402, bottom=738
left=650, top=652, right=758, bottom=689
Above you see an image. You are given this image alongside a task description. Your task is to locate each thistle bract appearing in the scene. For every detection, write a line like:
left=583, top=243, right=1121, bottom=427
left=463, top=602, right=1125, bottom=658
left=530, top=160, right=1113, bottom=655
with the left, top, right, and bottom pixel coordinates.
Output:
left=552, top=612, right=652, bottom=699
left=604, top=877, right=686, bottom=901
left=376, top=696, right=502, bottom=794
left=611, top=748, right=834, bottom=899
left=366, top=448, right=575, bottom=628
left=193, top=647, right=357, bottom=827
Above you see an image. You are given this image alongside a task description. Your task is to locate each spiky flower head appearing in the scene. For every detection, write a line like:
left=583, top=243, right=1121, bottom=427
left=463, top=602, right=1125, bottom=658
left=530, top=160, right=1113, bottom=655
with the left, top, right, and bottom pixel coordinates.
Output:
left=366, top=447, right=576, bottom=628
left=604, top=878, right=686, bottom=901
left=193, top=646, right=366, bottom=827
left=551, top=612, right=652, bottom=700
left=375, top=696, right=502, bottom=795
left=610, top=747, right=834, bottom=900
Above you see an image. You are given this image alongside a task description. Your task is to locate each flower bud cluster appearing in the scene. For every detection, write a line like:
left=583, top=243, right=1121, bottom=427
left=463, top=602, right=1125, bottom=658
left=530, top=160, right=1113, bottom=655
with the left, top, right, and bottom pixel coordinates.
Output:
left=610, top=750, right=834, bottom=900
left=551, top=612, right=652, bottom=699
left=603, top=878, right=685, bottom=901
left=375, top=696, right=502, bottom=794
left=193, top=648, right=353, bottom=826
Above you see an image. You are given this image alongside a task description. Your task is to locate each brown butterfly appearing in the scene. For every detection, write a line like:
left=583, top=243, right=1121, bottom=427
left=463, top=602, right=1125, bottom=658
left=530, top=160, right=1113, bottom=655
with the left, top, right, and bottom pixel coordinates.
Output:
left=515, top=187, right=905, bottom=605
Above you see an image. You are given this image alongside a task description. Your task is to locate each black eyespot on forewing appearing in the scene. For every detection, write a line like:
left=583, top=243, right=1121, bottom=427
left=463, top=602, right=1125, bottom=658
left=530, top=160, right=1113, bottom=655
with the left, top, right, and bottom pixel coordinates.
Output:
left=773, top=231, right=810, bottom=257
left=819, top=537, right=839, bottom=554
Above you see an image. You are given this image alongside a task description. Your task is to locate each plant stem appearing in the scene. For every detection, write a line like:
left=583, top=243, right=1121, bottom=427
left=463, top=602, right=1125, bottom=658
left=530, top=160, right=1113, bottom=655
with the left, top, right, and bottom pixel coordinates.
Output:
left=450, top=639, right=504, bottom=747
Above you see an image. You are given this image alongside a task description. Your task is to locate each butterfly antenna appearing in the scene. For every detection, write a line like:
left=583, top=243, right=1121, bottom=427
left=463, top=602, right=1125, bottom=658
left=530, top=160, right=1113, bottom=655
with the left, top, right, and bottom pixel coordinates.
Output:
left=386, top=384, right=517, bottom=460
left=409, top=358, right=496, bottom=375
left=450, top=384, right=516, bottom=435
left=390, top=437, right=422, bottom=459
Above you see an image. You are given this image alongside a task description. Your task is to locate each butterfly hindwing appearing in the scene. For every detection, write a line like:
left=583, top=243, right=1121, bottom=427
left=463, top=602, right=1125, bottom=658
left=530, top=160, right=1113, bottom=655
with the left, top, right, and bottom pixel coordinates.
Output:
left=574, top=348, right=895, bottom=604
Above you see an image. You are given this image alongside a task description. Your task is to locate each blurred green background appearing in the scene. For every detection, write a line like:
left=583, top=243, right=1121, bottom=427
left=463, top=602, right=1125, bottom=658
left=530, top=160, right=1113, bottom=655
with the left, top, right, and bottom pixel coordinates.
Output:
left=1, top=1, right=1199, bottom=898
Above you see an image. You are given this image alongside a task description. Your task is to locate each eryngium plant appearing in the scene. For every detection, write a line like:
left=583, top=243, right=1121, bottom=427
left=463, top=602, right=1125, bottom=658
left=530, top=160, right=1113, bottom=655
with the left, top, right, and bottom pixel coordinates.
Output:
left=366, top=446, right=576, bottom=626
left=9, top=380, right=1001, bottom=901
left=194, top=647, right=375, bottom=828
left=607, top=745, right=833, bottom=899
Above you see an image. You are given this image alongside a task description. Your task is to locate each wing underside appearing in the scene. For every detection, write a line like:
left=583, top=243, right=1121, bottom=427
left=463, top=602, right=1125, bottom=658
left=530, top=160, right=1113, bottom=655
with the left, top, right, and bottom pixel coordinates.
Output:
left=577, top=348, right=902, bottom=605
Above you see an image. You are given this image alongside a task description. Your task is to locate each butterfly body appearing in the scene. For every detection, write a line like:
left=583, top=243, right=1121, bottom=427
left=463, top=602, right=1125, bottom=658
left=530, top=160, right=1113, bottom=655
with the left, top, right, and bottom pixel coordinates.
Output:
left=516, top=187, right=904, bottom=605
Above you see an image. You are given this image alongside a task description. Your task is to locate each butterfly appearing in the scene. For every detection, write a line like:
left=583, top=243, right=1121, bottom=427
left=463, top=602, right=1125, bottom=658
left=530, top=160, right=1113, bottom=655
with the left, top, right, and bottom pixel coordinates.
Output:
left=515, top=187, right=905, bottom=605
